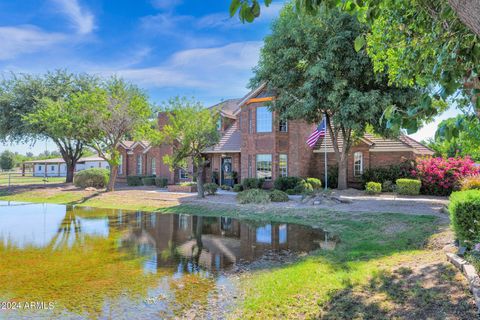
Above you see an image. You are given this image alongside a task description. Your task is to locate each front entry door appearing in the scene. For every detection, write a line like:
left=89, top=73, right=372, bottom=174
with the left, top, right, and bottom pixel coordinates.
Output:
left=221, top=157, right=233, bottom=187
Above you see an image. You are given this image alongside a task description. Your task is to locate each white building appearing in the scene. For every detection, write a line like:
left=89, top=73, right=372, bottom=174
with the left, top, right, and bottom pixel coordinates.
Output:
left=24, top=156, right=110, bottom=177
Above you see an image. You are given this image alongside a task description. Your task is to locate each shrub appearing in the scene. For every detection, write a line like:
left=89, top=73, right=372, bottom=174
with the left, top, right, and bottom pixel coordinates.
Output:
left=412, top=157, right=480, bottom=196
left=155, top=177, right=169, bottom=188
left=361, top=161, right=415, bottom=189
left=142, top=177, right=156, bottom=186
left=321, top=164, right=339, bottom=189
left=233, top=184, right=243, bottom=192
left=237, top=189, right=270, bottom=204
left=306, top=177, right=322, bottom=190
left=285, top=189, right=296, bottom=195
left=396, top=178, right=421, bottom=195
left=269, top=189, right=289, bottom=202
left=220, top=184, right=232, bottom=191
left=460, top=175, right=480, bottom=191
left=180, top=181, right=196, bottom=186
left=74, top=168, right=109, bottom=189
left=365, top=182, right=382, bottom=194
left=449, top=190, right=480, bottom=246
left=274, top=176, right=302, bottom=191
left=204, top=183, right=218, bottom=195
left=126, top=175, right=143, bottom=186
left=382, top=180, right=394, bottom=192
left=242, top=178, right=265, bottom=190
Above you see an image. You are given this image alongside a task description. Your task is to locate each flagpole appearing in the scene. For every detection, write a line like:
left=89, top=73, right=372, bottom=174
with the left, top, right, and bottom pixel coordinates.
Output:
left=324, top=115, right=328, bottom=191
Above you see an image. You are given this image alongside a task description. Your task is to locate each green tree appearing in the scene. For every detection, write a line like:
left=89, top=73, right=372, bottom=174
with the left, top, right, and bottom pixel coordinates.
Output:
left=159, top=97, right=220, bottom=198
left=231, top=0, right=480, bottom=122
left=251, top=7, right=427, bottom=189
left=73, top=77, right=154, bottom=192
left=0, top=150, right=15, bottom=171
left=0, top=70, right=98, bottom=182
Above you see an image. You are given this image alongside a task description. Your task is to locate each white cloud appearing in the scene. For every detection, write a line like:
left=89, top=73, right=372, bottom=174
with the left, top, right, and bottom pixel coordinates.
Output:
left=140, top=13, right=192, bottom=36
left=0, top=25, right=65, bottom=60
left=99, top=41, right=263, bottom=97
left=51, top=0, right=95, bottom=35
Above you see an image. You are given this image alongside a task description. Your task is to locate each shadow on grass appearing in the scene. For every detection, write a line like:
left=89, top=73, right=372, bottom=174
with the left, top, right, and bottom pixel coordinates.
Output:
left=320, top=263, right=476, bottom=319
left=65, top=191, right=103, bottom=206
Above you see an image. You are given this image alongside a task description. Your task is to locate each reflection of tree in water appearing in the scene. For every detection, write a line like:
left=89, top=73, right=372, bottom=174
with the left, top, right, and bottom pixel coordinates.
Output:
left=0, top=206, right=159, bottom=319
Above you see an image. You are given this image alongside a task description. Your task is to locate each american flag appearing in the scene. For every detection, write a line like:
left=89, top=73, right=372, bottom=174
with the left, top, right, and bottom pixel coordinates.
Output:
left=306, top=117, right=326, bottom=148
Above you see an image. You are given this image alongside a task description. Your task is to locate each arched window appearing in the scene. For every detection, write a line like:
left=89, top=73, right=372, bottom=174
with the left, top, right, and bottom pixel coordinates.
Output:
left=354, top=152, right=363, bottom=177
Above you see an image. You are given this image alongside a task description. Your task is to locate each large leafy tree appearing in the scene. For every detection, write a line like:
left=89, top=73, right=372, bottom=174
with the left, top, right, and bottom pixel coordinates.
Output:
left=159, top=97, right=220, bottom=198
left=0, top=150, right=15, bottom=171
left=252, top=7, right=427, bottom=189
left=72, top=77, right=154, bottom=192
left=231, top=0, right=480, bottom=122
left=0, top=70, right=98, bottom=182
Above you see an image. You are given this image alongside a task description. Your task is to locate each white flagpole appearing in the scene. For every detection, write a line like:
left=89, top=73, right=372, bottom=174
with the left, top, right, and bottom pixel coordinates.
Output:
left=324, top=115, right=328, bottom=191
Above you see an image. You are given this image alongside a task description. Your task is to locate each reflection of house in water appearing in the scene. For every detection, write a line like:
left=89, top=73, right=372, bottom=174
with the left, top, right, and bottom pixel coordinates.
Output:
left=115, top=212, right=337, bottom=273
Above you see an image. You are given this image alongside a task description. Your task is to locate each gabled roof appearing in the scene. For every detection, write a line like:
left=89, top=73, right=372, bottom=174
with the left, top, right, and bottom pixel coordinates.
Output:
left=233, top=83, right=268, bottom=116
left=119, top=140, right=150, bottom=150
left=313, top=131, right=434, bottom=155
left=204, top=122, right=241, bottom=153
left=209, top=98, right=242, bottom=119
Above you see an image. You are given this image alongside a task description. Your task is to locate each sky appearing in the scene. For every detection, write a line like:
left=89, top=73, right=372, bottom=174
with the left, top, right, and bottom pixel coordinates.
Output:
left=0, top=0, right=459, bottom=155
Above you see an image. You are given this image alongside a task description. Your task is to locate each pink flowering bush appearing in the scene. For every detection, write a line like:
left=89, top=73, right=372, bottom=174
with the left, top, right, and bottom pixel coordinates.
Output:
left=412, top=157, right=480, bottom=196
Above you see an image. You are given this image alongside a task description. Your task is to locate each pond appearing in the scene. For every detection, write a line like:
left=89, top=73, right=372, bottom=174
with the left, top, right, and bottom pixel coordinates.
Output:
left=0, top=201, right=337, bottom=319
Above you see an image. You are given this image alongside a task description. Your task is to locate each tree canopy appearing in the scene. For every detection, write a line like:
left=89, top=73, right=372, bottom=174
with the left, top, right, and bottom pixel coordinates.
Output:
left=0, top=150, right=15, bottom=171
left=251, top=7, right=428, bottom=189
left=159, top=97, right=220, bottom=198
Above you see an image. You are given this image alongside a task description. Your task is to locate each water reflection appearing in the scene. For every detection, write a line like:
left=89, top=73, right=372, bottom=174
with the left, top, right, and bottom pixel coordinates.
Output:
left=0, top=201, right=337, bottom=319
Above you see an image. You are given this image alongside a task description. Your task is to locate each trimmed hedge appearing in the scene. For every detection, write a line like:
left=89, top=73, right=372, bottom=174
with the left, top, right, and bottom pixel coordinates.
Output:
left=396, top=179, right=421, bottom=195
left=204, top=183, right=218, bottom=195
left=274, top=176, right=303, bottom=191
left=382, top=180, right=394, bottom=192
left=155, top=177, right=168, bottom=188
left=361, top=161, right=415, bottom=188
left=269, top=189, right=289, bottom=202
left=306, top=177, right=322, bottom=190
left=365, top=182, right=382, bottom=194
left=142, top=177, right=156, bottom=186
left=233, top=184, right=243, bottom=192
left=242, top=178, right=265, bottom=190
left=237, top=189, right=270, bottom=204
left=74, top=168, right=109, bottom=189
left=449, top=190, right=480, bottom=246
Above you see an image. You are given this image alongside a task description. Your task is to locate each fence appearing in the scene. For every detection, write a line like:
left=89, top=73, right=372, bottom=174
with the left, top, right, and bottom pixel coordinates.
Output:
left=0, top=172, right=65, bottom=188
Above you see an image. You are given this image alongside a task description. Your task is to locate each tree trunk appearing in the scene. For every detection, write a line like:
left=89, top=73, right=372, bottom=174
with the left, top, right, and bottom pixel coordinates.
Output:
left=107, top=164, right=118, bottom=192
left=196, top=165, right=205, bottom=198
left=66, top=162, right=75, bottom=184
left=448, top=0, right=480, bottom=37
left=337, top=155, right=348, bottom=190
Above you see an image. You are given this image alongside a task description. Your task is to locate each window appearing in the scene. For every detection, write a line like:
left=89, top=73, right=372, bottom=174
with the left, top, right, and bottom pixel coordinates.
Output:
left=256, top=224, right=272, bottom=244
left=279, top=224, right=287, bottom=244
left=179, top=168, right=189, bottom=179
left=248, top=155, right=252, bottom=178
left=354, top=152, right=363, bottom=177
left=50, top=165, right=55, bottom=171
left=38, top=165, right=42, bottom=171
left=151, top=158, right=156, bottom=175
left=279, top=120, right=288, bottom=132
left=136, top=155, right=143, bottom=175
left=216, top=118, right=222, bottom=131
left=279, top=154, right=288, bottom=177
left=248, top=109, right=252, bottom=133
left=119, top=155, right=123, bottom=175
left=179, top=214, right=189, bottom=230
left=256, top=154, right=272, bottom=180
left=256, top=106, right=272, bottom=132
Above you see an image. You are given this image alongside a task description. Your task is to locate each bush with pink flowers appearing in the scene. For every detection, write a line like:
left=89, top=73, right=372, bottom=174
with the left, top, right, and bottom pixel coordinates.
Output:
left=411, top=157, right=480, bottom=196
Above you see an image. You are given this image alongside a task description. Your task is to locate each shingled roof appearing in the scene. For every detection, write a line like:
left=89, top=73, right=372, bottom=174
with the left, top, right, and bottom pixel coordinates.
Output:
left=204, top=122, right=241, bottom=153
left=209, top=98, right=242, bottom=118
left=313, top=131, right=434, bottom=155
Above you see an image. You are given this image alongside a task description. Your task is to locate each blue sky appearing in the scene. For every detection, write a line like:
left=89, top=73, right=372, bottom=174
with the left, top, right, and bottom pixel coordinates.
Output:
left=0, top=0, right=457, bottom=154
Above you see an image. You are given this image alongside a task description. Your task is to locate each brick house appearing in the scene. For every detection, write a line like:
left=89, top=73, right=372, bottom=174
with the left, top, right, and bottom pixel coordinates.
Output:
left=119, top=84, right=434, bottom=188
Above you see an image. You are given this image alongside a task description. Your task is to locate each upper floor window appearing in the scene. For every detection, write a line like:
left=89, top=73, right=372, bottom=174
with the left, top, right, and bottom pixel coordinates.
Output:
left=279, top=154, right=288, bottom=177
left=354, top=152, right=363, bottom=177
left=248, top=109, right=252, bottom=133
left=256, top=154, right=272, bottom=180
left=256, top=106, right=272, bottom=133
left=279, top=120, right=288, bottom=132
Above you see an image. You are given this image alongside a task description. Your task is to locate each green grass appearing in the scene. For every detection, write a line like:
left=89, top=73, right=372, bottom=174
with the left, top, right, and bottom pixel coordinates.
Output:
left=0, top=188, right=454, bottom=318
left=0, top=173, right=64, bottom=186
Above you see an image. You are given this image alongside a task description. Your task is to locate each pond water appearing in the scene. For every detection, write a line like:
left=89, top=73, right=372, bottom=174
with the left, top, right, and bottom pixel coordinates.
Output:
left=0, top=201, right=336, bottom=319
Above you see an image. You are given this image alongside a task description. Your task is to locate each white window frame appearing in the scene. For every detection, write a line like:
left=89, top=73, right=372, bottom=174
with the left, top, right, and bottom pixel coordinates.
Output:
left=256, top=154, right=272, bottom=181
left=256, top=106, right=272, bottom=133
left=151, top=158, right=156, bottom=176
left=354, top=152, right=363, bottom=177
left=136, top=155, right=143, bottom=175
left=279, top=119, right=288, bottom=132
left=279, top=154, right=288, bottom=177
left=179, top=168, right=189, bottom=180
left=118, top=155, right=123, bottom=175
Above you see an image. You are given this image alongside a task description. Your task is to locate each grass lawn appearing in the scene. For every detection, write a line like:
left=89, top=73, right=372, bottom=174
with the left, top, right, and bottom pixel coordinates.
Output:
left=0, top=186, right=476, bottom=319
left=0, top=173, right=64, bottom=186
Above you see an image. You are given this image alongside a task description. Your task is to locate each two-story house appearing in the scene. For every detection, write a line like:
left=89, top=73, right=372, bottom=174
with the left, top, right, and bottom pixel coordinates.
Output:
left=118, top=83, right=434, bottom=188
